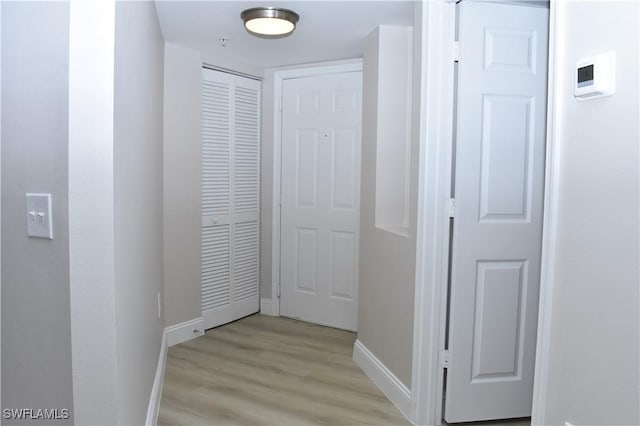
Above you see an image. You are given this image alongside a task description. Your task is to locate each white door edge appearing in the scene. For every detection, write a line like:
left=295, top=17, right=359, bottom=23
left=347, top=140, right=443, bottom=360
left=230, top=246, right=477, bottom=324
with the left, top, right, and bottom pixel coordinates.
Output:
left=531, top=1, right=563, bottom=424
left=270, top=59, right=363, bottom=318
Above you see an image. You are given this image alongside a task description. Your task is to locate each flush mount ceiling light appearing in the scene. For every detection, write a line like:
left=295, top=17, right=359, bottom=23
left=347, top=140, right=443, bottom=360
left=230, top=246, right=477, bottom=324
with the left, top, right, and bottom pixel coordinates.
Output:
left=241, top=7, right=300, bottom=38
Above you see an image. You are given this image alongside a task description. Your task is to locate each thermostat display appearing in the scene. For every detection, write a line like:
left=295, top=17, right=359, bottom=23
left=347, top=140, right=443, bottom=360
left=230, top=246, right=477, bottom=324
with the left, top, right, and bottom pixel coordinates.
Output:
left=574, top=52, right=615, bottom=100
left=577, top=65, right=594, bottom=87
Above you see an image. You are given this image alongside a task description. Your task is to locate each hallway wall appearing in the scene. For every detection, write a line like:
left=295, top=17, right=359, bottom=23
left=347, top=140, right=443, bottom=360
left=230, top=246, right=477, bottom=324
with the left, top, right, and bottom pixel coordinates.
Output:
left=539, top=2, right=640, bottom=425
left=163, top=43, right=202, bottom=328
left=113, top=2, right=166, bottom=423
left=66, top=1, right=168, bottom=423
left=357, top=24, right=418, bottom=388
left=1, top=3, right=74, bottom=422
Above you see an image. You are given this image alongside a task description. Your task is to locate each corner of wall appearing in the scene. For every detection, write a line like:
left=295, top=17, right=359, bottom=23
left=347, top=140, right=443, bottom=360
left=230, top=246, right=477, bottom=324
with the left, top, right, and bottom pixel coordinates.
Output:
left=357, top=21, right=417, bottom=394
left=145, top=331, right=168, bottom=426
left=68, top=0, right=119, bottom=422
left=353, top=339, right=412, bottom=422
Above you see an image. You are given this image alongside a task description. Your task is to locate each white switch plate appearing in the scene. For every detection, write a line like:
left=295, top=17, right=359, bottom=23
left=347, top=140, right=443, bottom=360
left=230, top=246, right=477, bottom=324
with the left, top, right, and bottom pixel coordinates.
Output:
left=26, top=193, right=53, bottom=239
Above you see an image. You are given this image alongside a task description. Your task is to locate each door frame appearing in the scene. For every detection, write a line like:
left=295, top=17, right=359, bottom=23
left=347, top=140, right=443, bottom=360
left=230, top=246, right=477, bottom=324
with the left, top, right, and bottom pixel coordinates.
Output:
left=531, top=1, right=564, bottom=423
left=410, top=0, right=559, bottom=425
left=270, top=60, right=363, bottom=317
left=409, top=1, right=456, bottom=424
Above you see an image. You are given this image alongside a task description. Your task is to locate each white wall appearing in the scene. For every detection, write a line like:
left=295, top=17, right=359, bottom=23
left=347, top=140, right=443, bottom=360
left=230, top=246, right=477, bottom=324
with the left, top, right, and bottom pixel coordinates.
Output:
left=1, top=2, right=74, bottom=422
left=373, top=26, right=413, bottom=235
left=68, top=1, right=118, bottom=422
left=68, top=1, right=166, bottom=423
left=357, top=23, right=420, bottom=388
left=536, top=1, right=640, bottom=425
left=163, top=43, right=202, bottom=327
left=114, top=2, right=165, bottom=424
left=163, top=43, right=262, bottom=327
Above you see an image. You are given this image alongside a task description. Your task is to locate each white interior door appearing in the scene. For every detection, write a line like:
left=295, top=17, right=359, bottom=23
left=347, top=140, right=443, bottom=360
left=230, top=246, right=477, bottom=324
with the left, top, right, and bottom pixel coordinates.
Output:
left=201, top=68, right=260, bottom=330
left=445, top=2, right=549, bottom=422
left=280, top=71, right=362, bottom=331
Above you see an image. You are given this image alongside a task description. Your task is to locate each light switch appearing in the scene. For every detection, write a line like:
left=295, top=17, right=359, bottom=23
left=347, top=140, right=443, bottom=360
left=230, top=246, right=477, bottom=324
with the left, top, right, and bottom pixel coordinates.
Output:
left=26, top=193, right=53, bottom=239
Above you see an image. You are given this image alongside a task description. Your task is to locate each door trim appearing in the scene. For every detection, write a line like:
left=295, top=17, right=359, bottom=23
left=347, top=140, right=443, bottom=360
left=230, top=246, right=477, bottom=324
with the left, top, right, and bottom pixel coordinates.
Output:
left=531, top=1, right=563, bottom=423
left=409, top=2, right=456, bottom=425
left=270, top=60, right=363, bottom=317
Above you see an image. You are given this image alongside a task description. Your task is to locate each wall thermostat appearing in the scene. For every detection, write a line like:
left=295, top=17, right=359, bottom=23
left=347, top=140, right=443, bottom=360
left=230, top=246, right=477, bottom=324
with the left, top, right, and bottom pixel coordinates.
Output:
left=574, top=51, right=616, bottom=100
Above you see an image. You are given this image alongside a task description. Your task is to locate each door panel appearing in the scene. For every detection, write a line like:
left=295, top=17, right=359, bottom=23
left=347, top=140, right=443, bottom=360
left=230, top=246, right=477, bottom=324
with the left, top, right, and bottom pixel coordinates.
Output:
left=332, top=129, right=358, bottom=210
left=330, top=231, right=357, bottom=301
left=479, top=95, right=535, bottom=221
left=471, top=260, right=528, bottom=381
left=296, top=130, right=320, bottom=207
left=445, top=2, right=548, bottom=422
left=295, top=228, right=319, bottom=294
left=280, top=72, right=362, bottom=331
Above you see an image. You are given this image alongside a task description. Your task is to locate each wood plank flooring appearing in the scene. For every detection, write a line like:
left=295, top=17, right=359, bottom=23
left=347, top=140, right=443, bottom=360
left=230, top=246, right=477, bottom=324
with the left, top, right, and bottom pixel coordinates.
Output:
left=158, top=314, right=410, bottom=426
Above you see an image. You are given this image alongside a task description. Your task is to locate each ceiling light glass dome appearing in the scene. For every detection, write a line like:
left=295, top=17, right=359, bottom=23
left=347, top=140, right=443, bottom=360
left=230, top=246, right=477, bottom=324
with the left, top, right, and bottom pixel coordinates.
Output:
left=241, top=7, right=300, bottom=38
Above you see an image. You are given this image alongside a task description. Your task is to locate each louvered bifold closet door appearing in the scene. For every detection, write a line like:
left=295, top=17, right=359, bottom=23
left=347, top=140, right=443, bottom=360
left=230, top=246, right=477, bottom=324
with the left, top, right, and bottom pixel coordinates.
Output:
left=201, top=68, right=260, bottom=329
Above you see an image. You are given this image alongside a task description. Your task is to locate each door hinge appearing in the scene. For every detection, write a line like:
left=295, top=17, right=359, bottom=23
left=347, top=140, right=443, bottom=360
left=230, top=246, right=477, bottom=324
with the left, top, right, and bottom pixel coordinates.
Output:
left=447, top=198, right=456, bottom=218
left=441, top=349, right=450, bottom=368
left=453, top=41, right=460, bottom=62
left=277, top=286, right=281, bottom=298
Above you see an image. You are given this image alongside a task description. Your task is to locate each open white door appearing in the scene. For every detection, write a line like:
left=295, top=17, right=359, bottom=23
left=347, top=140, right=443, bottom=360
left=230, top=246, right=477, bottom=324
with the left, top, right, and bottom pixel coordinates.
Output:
left=280, top=71, right=362, bottom=331
left=444, top=2, right=549, bottom=422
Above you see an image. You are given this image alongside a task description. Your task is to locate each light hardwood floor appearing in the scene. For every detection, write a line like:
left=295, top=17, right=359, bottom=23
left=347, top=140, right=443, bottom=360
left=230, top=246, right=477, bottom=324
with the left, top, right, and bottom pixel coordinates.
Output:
left=158, top=314, right=410, bottom=426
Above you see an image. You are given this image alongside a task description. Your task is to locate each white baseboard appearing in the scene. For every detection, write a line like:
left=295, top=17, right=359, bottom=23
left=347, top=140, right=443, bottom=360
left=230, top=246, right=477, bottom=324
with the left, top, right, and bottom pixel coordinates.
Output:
left=165, top=317, right=204, bottom=347
left=260, top=298, right=277, bottom=316
left=353, top=339, right=412, bottom=422
left=145, top=330, right=167, bottom=426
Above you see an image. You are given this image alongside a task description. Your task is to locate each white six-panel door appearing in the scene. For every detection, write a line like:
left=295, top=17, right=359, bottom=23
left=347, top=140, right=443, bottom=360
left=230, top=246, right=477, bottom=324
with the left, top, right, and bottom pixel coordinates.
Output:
left=280, top=72, right=362, bottom=331
left=445, top=2, right=549, bottom=422
left=201, top=68, right=260, bottom=330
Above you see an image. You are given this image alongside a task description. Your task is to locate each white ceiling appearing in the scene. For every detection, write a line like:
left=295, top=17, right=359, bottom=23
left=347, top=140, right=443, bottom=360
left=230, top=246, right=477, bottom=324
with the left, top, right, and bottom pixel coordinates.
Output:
left=155, top=1, right=415, bottom=70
